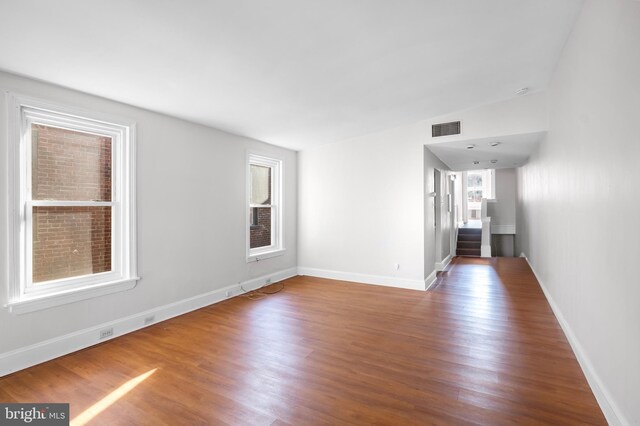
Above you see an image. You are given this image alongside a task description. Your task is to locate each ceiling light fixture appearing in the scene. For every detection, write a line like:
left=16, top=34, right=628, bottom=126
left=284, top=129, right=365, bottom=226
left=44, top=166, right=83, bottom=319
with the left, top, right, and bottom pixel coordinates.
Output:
left=490, top=159, right=498, bottom=164
left=489, top=141, right=500, bottom=147
left=473, top=161, right=479, bottom=165
left=466, top=144, right=476, bottom=149
left=515, top=87, right=529, bottom=95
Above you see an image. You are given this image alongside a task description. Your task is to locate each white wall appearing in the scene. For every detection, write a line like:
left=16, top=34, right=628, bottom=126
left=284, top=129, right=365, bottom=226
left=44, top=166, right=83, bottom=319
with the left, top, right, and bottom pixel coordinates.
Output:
left=488, top=168, right=517, bottom=231
left=517, top=1, right=640, bottom=424
left=296, top=89, right=542, bottom=289
left=298, top=122, right=428, bottom=287
left=426, top=90, right=548, bottom=144
left=0, top=71, right=297, bottom=355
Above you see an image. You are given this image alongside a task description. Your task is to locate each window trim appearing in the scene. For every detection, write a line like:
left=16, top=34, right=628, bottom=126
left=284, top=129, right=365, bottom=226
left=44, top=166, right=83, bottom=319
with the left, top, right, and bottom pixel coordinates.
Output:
left=246, top=152, right=285, bottom=262
left=5, top=93, right=139, bottom=314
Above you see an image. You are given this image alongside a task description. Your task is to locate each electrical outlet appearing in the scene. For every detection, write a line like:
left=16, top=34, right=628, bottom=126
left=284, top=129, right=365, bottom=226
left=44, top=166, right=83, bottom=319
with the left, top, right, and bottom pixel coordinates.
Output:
left=144, top=315, right=155, bottom=325
left=99, top=327, right=114, bottom=339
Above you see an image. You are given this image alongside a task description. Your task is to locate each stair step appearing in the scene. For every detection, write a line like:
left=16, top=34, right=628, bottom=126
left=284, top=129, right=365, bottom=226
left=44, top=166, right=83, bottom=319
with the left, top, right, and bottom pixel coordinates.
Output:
left=458, top=233, right=481, bottom=242
left=457, top=241, right=481, bottom=249
left=457, top=248, right=481, bottom=256
left=458, top=228, right=482, bottom=235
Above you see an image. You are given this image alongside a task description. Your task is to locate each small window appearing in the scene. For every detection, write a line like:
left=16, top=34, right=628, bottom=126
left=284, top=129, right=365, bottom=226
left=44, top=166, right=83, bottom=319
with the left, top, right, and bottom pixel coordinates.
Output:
left=247, top=153, right=284, bottom=261
left=7, top=95, right=138, bottom=313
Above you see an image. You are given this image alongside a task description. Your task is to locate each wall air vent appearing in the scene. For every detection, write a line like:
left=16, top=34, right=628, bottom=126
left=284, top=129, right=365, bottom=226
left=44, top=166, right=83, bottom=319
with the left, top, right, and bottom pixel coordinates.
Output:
left=432, top=121, right=461, bottom=137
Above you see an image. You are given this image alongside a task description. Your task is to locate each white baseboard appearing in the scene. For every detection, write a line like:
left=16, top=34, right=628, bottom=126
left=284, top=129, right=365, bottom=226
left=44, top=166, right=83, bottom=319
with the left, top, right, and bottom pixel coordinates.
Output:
left=424, top=270, right=438, bottom=291
left=521, top=254, right=626, bottom=426
left=435, top=254, right=452, bottom=272
left=0, top=267, right=298, bottom=378
left=298, top=267, right=426, bottom=291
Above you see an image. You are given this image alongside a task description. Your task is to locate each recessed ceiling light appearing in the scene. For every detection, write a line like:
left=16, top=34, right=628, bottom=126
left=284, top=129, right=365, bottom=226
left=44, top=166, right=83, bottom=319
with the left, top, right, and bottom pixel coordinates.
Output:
left=466, top=144, right=476, bottom=149
left=473, top=161, right=479, bottom=165
left=489, top=141, right=500, bottom=147
left=490, top=159, right=498, bottom=164
left=515, top=87, right=529, bottom=95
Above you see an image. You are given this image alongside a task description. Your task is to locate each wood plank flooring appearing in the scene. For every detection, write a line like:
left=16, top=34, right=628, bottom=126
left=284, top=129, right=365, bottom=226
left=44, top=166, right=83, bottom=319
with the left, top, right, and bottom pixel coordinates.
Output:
left=0, top=257, right=606, bottom=425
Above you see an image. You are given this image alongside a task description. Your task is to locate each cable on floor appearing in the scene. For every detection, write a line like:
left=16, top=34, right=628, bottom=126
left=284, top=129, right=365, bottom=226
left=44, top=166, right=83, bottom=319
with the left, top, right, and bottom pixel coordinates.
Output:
left=240, top=280, right=285, bottom=300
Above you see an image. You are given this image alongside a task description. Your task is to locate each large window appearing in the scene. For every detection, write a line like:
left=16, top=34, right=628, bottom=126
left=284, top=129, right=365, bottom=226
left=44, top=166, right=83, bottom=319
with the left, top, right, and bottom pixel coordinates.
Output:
left=7, top=95, right=137, bottom=313
left=247, top=153, right=284, bottom=261
left=466, top=169, right=494, bottom=220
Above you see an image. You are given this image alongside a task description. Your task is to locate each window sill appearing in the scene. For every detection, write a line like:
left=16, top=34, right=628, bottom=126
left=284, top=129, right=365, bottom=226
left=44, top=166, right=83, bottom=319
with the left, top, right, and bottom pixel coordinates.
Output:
left=5, top=277, right=140, bottom=315
left=247, top=248, right=286, bottom=263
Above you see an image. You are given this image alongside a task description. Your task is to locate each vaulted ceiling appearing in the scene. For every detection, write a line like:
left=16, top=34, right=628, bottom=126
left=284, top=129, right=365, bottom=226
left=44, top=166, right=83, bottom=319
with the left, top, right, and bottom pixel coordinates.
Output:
left=0, top=0, right=583, bottom=150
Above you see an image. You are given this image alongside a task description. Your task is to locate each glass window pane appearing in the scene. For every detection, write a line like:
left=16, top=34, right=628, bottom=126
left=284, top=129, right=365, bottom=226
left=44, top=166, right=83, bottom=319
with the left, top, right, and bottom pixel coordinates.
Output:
left=32, top=124, right=112, bottom=201
left=249, top=207, right=272, bottom=249
left=32, top=206, right=112, bottom=283
left=250, top=165, right=271, bottom=205
left=467, top=173, right=482, bottom=188
left=467, top=190, right=483, bottom=202
left=250, top=207, right=259, bottom=226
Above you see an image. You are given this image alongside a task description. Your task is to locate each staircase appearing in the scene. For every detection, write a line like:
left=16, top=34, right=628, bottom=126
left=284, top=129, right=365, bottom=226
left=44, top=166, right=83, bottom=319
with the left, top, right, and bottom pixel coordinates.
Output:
left=457, top=227, right=482, bottom=257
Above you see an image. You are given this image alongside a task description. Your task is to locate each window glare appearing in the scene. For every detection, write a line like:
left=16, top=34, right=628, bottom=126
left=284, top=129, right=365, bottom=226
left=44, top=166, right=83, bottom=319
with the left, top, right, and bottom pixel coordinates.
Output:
left=250, top=165, right=271, bottom=205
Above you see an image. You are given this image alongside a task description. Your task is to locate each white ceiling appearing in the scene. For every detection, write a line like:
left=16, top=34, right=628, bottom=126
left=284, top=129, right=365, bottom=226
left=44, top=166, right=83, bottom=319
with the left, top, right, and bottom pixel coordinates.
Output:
left=426, top=132, right=545, bottom=171
left=0, top=1, right=582, bottom=151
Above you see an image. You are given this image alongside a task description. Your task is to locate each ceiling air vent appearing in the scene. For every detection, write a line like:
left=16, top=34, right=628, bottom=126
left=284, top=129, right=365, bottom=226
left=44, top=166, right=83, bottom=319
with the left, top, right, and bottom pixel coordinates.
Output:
left=432, top=121, right=461, bottom=137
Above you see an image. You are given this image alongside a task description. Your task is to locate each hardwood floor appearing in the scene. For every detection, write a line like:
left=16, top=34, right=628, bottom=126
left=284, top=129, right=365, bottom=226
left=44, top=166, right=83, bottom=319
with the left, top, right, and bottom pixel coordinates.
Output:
left=0, top=257, right=606, bottom=425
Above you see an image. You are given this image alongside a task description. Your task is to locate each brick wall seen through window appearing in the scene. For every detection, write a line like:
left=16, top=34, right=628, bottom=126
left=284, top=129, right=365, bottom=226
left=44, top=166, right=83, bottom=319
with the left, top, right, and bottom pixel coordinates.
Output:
left=31, top=124, right=112, bottom=283
left=249, top=165, right=272, bottom=249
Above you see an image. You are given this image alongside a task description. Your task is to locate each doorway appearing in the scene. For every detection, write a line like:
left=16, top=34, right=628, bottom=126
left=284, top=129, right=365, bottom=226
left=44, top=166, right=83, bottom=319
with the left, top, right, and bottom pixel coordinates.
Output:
left=434, top=169, right=442, bottom=264
left=464, top=169, right=494, bottom=222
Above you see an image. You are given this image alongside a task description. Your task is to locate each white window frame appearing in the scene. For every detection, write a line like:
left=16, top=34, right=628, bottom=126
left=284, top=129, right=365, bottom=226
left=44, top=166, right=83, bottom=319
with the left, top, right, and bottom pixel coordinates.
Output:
left=485, top=169, right=496, bottom=200
left=6, top=93, right=138, bottom=314
left=246, top=152, right=285, bottom=262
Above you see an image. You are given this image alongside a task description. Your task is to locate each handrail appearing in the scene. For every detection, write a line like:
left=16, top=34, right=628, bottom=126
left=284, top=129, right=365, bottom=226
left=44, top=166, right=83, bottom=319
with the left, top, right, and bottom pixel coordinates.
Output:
left=480, top=198, right=491, bottom=258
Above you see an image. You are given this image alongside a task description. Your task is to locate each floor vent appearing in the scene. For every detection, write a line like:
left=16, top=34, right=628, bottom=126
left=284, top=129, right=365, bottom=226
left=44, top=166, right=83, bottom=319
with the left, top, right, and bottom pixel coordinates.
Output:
left=432, top=121, right=461, bottom=137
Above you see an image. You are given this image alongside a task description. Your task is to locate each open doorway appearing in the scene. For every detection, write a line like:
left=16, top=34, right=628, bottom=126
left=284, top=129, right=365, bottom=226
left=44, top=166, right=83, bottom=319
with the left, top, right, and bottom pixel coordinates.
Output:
left=434, top=169, right=442, bottom=264
left=463, top=169, right=494, bottom=222
left=434, top=168, right=458, bottom=271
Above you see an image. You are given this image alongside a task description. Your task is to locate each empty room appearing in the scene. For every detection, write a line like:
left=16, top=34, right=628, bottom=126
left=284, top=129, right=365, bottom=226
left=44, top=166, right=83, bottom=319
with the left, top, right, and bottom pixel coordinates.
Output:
left=0, top=0, right=638, bottom=425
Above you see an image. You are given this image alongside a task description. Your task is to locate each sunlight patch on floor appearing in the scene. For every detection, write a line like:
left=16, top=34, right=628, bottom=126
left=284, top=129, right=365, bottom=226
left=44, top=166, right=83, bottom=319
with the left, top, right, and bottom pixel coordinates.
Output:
left=70, top=368, right=157, bottom=426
